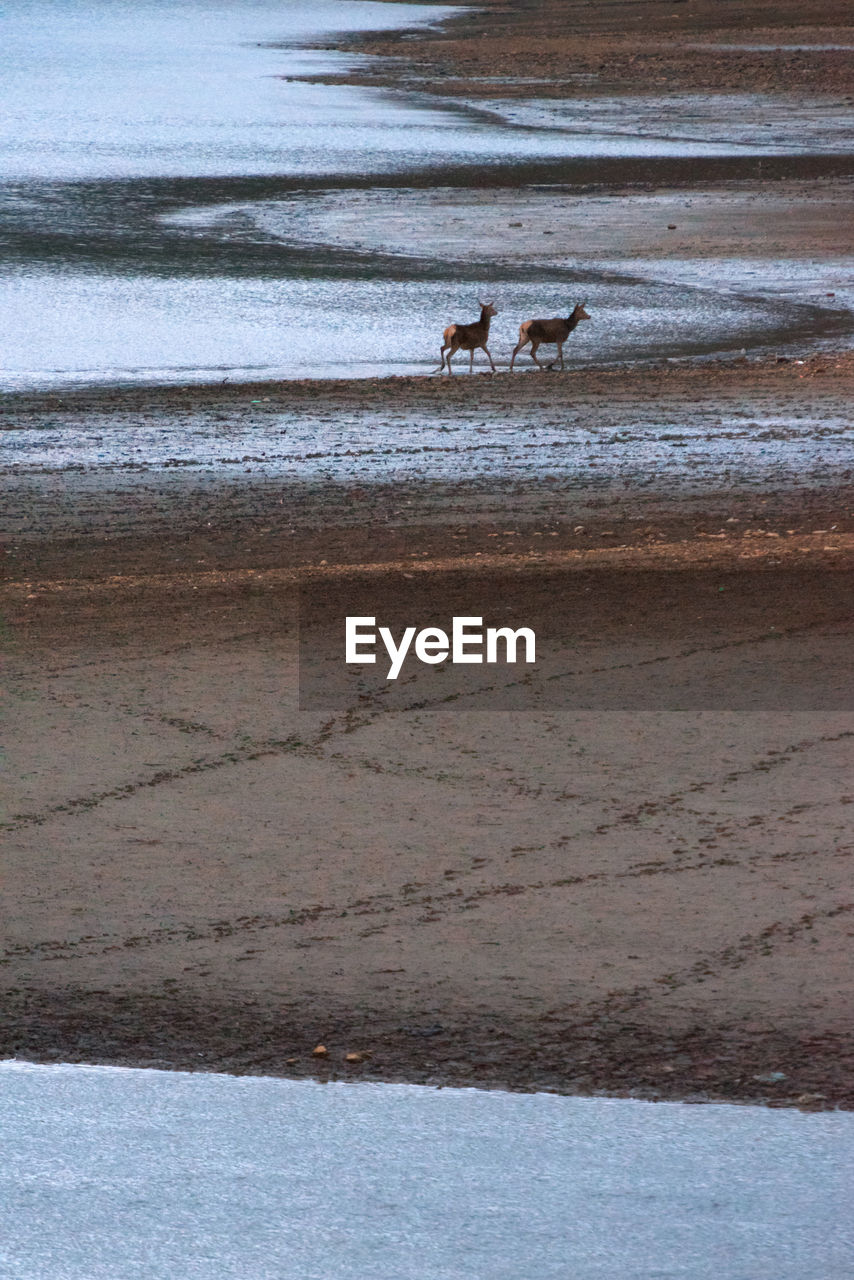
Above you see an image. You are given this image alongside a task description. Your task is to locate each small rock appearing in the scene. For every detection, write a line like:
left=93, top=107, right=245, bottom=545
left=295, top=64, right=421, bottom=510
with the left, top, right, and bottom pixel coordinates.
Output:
left=312, top=1044, right=328, bottom=1057
left=345, top=1052, right=364, bottom=1063
left=796, top=1093, right=827, bottom=1109
left=403, top=1023, right=444, bottom=1038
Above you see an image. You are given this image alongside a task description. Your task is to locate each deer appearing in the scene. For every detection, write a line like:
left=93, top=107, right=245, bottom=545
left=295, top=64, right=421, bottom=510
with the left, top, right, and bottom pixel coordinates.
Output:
left=509, top=302, right=590, bottom=372
left=437, top=300, right=498, bottom=374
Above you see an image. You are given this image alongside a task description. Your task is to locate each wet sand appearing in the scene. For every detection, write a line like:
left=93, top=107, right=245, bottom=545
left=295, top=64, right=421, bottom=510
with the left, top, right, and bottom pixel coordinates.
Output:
left=3, top=352, right=853, bottom=579
left=3, top=576, right=854, bottom=1104
left=2, top=0, right=854, bottom=1105
left=4, top=539, right=854, bottom=1105
left=4, top=353, right=854, bottom=1106
left=334, top=0, right=854, bottom=98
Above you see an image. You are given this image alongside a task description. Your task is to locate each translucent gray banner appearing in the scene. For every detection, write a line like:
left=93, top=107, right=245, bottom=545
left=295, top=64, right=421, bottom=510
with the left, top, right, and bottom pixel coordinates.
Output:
left=298, top=566, right=854, bottom=712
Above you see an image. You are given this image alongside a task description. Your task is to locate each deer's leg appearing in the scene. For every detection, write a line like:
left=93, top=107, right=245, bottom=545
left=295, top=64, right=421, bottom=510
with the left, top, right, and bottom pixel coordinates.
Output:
left=482, top=344, right=496, bottom=372
left=509, top=339, right=528, bottom=372
left=439, top=343, right=448, bottom=372
left=530, top=341, right=545, bottom=370
left=446, top=344, right=456, bottom=374
left=556, top=341, right=565, bottom=370
left=469, top=348, right=475, bottom=373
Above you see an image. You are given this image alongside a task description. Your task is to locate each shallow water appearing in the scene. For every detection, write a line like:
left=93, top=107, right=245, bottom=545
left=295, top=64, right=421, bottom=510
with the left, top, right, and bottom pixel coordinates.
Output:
left=0, top=0, right=456, bottom=181
left=1, top=1061, right=852, bottom=1280
left=5, top=7, right=832, bottom=186
left=485, top=93, right=854, bottom=154
left=0, top=271, right=824, bottom=389
left=2, top=1, right=852, bottom=390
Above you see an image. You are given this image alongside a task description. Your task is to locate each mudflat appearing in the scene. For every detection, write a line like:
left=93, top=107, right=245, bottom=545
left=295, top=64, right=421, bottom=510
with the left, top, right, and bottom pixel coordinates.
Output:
left=4, top=349, right=853, bottom=1106
left=340, top=0, right=854, bottom=98
left=2, top=0, right=853, bottom=1106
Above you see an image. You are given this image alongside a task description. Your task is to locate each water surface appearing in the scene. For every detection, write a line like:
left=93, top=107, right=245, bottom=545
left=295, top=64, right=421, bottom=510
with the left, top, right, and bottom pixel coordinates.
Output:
left=0, top=0, right=455, bottom=181
left=1, top=1061, right=852, bottom=1280
left=2, top=1, right=851, bottom=389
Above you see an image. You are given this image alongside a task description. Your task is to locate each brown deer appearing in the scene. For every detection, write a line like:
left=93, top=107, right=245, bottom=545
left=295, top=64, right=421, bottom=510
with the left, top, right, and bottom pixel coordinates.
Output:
left=437, top=300, right=498, bottom=374
left=509, top=302, right=590, bottom=371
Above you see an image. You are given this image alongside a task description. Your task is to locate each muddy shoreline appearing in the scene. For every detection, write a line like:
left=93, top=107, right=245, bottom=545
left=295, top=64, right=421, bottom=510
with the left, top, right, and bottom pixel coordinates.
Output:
left=5, top=540, right=854, bottom=1106
left=4, top=990, right=851, bottom=1111
left=327, top=0, right=854, bottom=98
left=4, top=351, right=853, bottom=583
left=4, top=346, right=854, bottom=416
left=3, top=0, right=854, bottom=1106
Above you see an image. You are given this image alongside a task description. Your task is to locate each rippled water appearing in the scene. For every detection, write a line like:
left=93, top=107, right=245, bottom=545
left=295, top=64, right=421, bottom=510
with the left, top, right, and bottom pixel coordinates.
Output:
left=0, top=0, right=457, bottom=181
left=0, top=273, right=816, bottom=390
left=2, top=0, right=851, bottom=389
left=2, top=1062, right=852, bottom=1280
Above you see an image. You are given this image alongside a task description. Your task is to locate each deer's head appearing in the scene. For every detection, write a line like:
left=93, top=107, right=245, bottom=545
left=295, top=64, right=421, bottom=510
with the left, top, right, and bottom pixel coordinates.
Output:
left=573, top=301, right=591, bottom=321
left=478, top=299, right=498, bottom=318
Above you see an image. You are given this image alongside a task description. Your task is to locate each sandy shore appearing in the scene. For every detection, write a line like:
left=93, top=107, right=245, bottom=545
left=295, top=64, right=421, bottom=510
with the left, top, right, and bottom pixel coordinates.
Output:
left=3, top=0, right=854, bottom=1106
